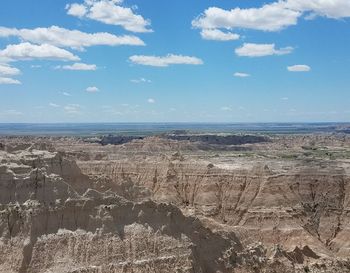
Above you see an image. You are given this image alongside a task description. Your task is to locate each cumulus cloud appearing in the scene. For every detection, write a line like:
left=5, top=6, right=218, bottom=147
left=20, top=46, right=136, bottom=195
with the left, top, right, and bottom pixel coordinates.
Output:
left=66, top=3, right=87, bottom=17
left=147, top=98, right=155, bottom=104
left=234, top=72, right=250, bottom=77
left=0, top=64, right=21, bottom=84
left=285, top=0, right=350, bottom=19
left=129, top=54, right=203, bottom=67
left=200, top=29, right=239, bottom=41
left=86, top=86, right=99, bottom=93
left=235, top=43, right=293, bottom=57
left=0, top=77, right=21, bottom=85
left=0, top=64, right=20, bottom=75
left=287, top=64, right=311, bottom=72
left=0, top=26, right=145, bottom=49
left=56, top=62, right=97, bottom=71
left=0, top=42, right=80, bottom=62
left=130, top=77, right=152, bottom=83
left=192, top=3, right=300, bottom=32
left=192, top=0, right=350, bottom=35
left=66, top=0, right=152, bottom=33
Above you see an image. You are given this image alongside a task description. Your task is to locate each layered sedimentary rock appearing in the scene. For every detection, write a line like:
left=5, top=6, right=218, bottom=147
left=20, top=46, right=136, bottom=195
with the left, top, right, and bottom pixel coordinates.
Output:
left=0, top=144, right=243, bottom=273
left=79, top=158, right=350, bottom=257
left=0, top=134, right=350, bottom=272
left=72, top=135, right=350, bottom=262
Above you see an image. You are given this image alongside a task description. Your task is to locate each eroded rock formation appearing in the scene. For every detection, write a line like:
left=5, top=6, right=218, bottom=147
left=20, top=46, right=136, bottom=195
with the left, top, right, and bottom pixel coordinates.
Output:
left=0, top=134, right=350, bottom=272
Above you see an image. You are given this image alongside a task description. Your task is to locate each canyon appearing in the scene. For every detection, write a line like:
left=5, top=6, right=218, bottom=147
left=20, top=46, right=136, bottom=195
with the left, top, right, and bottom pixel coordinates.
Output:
left=0, top=133, right=350, bottom=272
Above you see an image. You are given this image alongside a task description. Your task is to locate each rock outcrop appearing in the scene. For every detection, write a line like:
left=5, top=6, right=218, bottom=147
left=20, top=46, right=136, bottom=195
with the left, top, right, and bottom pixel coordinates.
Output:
left=0, top=134, right=350, bottom=273
left=0, top=145, right=243, bottom=273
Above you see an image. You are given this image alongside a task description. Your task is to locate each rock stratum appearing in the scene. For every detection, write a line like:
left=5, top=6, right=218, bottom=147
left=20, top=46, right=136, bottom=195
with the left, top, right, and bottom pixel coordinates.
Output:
left=0, top=134, right=350, bottom=273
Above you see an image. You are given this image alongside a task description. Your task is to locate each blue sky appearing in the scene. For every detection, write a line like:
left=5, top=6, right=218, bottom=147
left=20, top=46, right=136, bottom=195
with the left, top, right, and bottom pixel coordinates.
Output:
left=0, top=0, right=349, bottom=123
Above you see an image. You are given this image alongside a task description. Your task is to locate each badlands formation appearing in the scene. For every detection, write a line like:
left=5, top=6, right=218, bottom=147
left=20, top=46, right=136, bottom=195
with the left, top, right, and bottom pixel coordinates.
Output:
left=0, top=133, right=350, bottom=273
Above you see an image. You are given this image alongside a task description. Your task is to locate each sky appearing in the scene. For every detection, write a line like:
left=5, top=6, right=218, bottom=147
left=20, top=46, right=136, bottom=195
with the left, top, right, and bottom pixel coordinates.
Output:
left=0, top=0, right=349, bottom=123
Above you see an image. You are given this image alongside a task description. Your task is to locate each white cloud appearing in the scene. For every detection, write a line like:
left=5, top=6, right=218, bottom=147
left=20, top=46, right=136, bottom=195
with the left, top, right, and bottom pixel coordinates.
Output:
left=221, top=106, right=232, bottom=111
left=192, top=3, right=300, bottom=32
left=281, top=97, right=289, bottom=100
left=285, top=0, right=350, bottom=19
left=192, top=0, right=350, bottom=34
left=235, top=43, right=293, bottom=57
left=130, top=77, right=151, bottom=83
left=62, top=92, right=72, bottom=96
left=147, top=98, right=155, bottom=104
left=57, top=62, right=97, bottom=71
left=287, top=64, right=311, bottom=72
left=234, top=72, right=250, bottom=78
left=66, top=0, right=152, bottom=33
left=86, top=86, right=99, bottom=93
left=0, top=77, right=21, bottom=85
left=0, top=64, right=20, bottom=75
left=49, top=103, right=60, bottom=108
left=129, top=54, right=204, bottom=67
left=1, top=109, right=23, bottom=116
left=0, top=42, right=80, bottom=62
left=64, top=104, right=81, bottom=114
left=0, top=26, right=145, bottom=49
left=66, top=3, right=87, bottom=17
left=200, top=29, right=239, bottom=41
